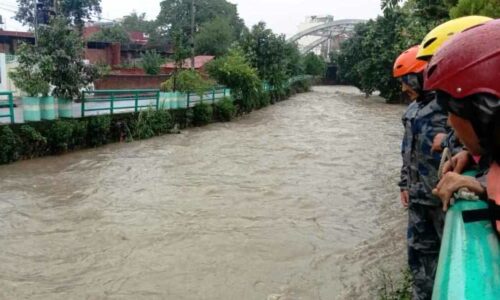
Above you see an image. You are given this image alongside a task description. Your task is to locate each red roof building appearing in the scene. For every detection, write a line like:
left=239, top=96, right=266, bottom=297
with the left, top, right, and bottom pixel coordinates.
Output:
left=162, top=55, right=215, bottom=71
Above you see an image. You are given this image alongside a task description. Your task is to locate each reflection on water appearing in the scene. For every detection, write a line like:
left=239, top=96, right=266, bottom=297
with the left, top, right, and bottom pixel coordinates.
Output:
left=0, top=86, right=407, bottom=299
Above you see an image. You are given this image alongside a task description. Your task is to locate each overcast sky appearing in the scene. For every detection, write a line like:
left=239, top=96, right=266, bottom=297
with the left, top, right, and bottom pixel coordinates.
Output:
left=1, top=0, right=382, bottom=36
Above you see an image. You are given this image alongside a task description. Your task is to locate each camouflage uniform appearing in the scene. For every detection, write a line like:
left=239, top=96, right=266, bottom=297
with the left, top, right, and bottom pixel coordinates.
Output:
left=399, top=93, right=450, bottom=300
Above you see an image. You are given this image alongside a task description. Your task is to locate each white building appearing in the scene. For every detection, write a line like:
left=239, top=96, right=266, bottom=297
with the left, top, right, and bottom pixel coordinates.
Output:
left=296, top=15, right=334, bottom=55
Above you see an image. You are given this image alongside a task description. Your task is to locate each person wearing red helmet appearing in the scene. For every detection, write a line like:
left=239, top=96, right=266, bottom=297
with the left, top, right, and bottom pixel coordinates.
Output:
left=393, top=46, right=453, bottom=300
left=425, top=19, right=500, bottom=234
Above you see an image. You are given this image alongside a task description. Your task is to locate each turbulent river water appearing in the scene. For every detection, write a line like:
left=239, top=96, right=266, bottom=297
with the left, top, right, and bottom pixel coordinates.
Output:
left=0, top=86, right=408, bottom=300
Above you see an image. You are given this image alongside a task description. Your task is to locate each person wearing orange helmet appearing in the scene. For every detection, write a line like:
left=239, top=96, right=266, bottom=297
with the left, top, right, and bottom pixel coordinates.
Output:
left=425, top=19, right=500, bottom=235
left=393, top=46, right=453, bottom=300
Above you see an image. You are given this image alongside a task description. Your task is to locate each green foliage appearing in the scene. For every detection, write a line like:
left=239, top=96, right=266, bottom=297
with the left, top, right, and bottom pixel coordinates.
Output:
left=18, top=125, right=47, bottom=158
left=284, top=42, right=304, bottom=77
left=15, top=0, right=101, bottom=32
left=132, top=108, right=173, bottom=139
left=240, top=22, right=288, bottom=92
left=38, top=17, right=100, bottom=100
left=214, top=97, right=236, bottom=121
left=157, top=0, right=245, bottom=42
left=149, top=109, right=174, bottom=134
left=192, top=102, right=213, bottom=126
left=336, top=6, right=441, bottom=102
left=161, top=70, right=213, bottom=96
left=450, top=0, right=500, bottom=18
left=88, top=24, right=130, bottom=44
left=141, top=50, right=164, bottom=75
left=0, top=126, right=20, bottom=164
left=8, top=43, right=51, bottom=97
left=87, top=115, right=110, bottom=147
left=206, top=48, right=262, bottom=113
left=46, top=120, right=75, bottom=153
left=121, top=12, right=167, bottom=48
left=195, top=17, right=235, bottom=56
left=303, top=53, right=326, bottom=77
left=378, top=269, right=412, bottom=300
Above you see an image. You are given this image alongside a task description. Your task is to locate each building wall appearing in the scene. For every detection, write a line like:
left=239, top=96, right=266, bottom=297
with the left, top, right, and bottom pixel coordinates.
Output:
left=94, top=75, right=171, bottom=90
left=85, top=48, right=112, bottom=65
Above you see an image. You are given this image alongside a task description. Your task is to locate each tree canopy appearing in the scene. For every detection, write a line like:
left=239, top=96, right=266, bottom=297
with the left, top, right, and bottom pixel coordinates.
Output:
left=156, top=0, right=245, bottom=40
left=195, top=17, right=235, bottom=56
left=15, top=0, right=101, bottom=32
left=88, top=24, right=130, bottom=44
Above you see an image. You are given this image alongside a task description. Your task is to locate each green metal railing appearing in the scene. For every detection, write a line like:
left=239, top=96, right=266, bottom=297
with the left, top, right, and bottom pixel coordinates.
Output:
left=81, top=89, right=160, bottom=117
left=0, top=91, right=15, bottom=124
left=185, top=86, right=231, bottom=108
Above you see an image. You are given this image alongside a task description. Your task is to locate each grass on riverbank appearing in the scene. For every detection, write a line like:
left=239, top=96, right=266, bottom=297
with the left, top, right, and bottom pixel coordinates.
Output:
left=377, top=269, right=412, bottom=300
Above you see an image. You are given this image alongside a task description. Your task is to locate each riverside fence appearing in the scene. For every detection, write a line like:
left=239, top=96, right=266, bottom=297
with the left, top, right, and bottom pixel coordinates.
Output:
left=0, top=75, right=313, bottom=124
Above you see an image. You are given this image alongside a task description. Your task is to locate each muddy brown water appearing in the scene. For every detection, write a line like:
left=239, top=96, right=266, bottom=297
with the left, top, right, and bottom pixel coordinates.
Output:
left=0, top=86, right=408, bottom=300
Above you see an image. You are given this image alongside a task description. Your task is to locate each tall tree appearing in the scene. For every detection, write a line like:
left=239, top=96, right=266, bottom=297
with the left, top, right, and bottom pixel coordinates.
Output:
left=157, top=0, right=245, bottom=40
left=195, top=17, right=234, bottom=56
left=88, top=24, right=130, bottom=44
left=240, top=22, right=288, bottom=90
left=15, top=0, right=101, bottom=32
left=303, top=53, right=326, bottom=76
left=449, top=0, right=500, bottom=18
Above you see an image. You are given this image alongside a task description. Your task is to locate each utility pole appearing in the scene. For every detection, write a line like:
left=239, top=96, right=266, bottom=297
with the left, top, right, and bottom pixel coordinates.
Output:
left=34, top=0, right=38, bottom=45
left=190, top=0, right=195, bottom=70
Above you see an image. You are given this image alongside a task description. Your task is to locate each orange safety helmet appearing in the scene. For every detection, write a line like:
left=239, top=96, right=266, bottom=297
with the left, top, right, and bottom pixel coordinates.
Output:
left=393, top=46, right=428, bottom=78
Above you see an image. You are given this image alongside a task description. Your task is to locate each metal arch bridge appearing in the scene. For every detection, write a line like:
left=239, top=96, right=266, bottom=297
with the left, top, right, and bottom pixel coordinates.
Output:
left=288, top=19, right=366, bottom=56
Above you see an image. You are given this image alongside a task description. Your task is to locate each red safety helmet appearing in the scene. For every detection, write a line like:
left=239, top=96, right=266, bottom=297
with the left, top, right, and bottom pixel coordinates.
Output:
left=393, top=46, right=428, bottom=78
left=424, top=19, right=500, bottom=99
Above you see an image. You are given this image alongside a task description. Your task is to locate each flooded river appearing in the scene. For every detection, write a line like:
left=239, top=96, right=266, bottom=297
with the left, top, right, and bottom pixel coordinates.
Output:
left=0, top=86, right=407, bottom=299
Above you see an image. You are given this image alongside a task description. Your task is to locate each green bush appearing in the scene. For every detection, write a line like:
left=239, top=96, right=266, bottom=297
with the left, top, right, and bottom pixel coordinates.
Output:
left=0, top=126, right=20, bottom=164
left=133, top=109, right=156, bottom=140
left=71, top=120, right=88, bottom=148
left=46, top=120, right=75, bottom=153
left=215, top=97, right=236, bottom=122
left=87, top=115, right=110, bottom=147
left=192, top=102, right=213, bottom=126
left=206, top=48, right=262, bottom=113
left=149, top=109, right=173, bottom=135
left=161, top=70, right=213, bottom=96
left=18, top=125, right=47, bottom=158
left=257, top=90, right=271, bottom=109
left=141, top=50, right=163, bottom=75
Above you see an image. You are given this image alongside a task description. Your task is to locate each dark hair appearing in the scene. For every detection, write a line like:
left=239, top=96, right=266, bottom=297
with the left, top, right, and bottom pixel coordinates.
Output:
left=469, top=94, right=500, bottom=164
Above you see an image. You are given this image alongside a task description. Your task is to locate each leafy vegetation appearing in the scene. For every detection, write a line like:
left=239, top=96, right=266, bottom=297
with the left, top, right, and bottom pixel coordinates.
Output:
left=336, top=0, right=499, bottom=102
left=214, top=97, right=236, bottom=122
left=195, top=17, right=235, bottom=57
left=157, top=0, right=245, bottom=42
left=15, top=0, right=101, bottom=32
left=206, top=48, right=262, bottom=113
left=241, top=23, right=288, bottom=94
left=303, top=53, right=326, bottom=77
left=88, top=24, right=130, bottom=44
left=37, top=17, right=100, bottom=100
left=141, top=50, right=164, bottom=75
left=8, top=44, right=51, bottom=97
left=160, top=70, right=213, bottom=96
left=192, top=102, right=213, bottom=126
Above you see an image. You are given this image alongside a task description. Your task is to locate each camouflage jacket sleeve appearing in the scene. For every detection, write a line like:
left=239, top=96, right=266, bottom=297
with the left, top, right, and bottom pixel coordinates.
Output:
left=440, top=130, right=463, bottom=155
left=399, top=103, right=417, bottom=190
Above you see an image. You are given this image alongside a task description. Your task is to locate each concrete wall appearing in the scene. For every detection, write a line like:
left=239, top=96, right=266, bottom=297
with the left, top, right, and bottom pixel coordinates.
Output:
left=94, top=74, right=171, bottom=90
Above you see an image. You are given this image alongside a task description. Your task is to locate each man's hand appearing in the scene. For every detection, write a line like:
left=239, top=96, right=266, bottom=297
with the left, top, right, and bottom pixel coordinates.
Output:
left=441, top=150, right=470, bottom=177
left=432, top=133, right=447, bottom=153
left=433, top=172, right=485, bottom=211
left=400, top=190, right=409, bottom=208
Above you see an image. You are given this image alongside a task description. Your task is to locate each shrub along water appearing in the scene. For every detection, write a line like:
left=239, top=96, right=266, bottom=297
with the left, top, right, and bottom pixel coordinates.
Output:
left=0, top=77, right=313, bottom=165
